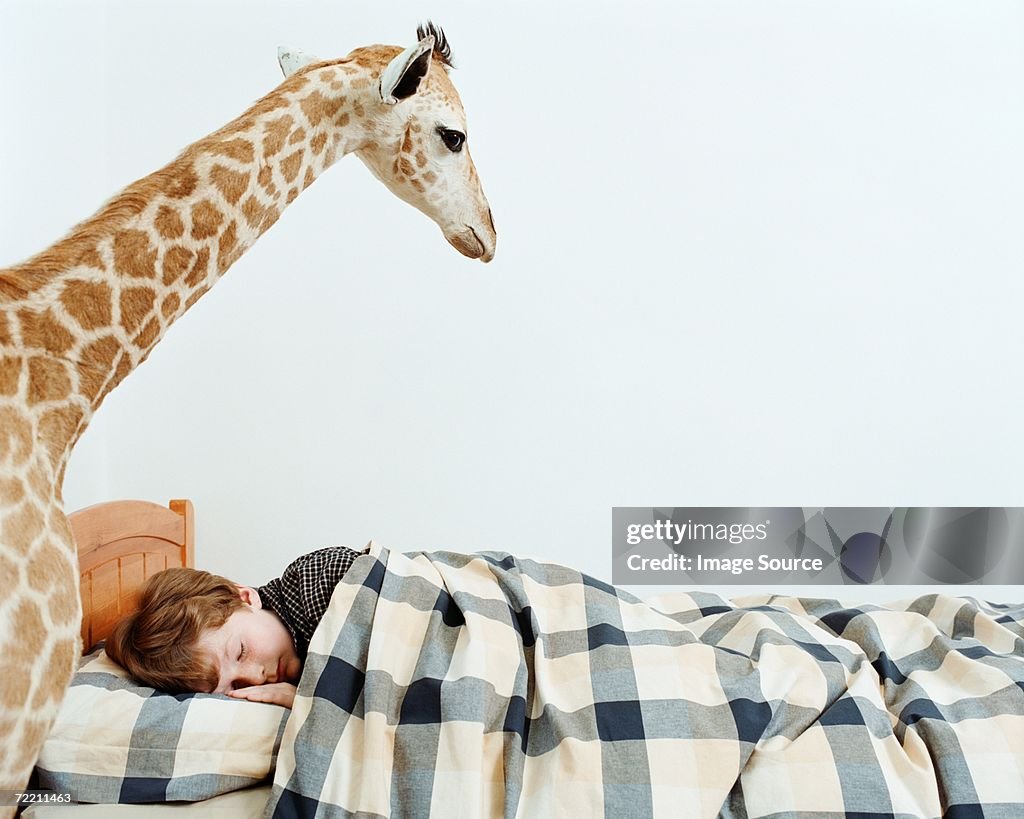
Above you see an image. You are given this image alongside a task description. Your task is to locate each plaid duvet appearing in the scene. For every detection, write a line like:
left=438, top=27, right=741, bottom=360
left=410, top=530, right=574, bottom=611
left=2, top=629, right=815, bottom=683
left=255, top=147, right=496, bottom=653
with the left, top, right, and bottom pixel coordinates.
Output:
left=266, top=544, right=1024, bottom=818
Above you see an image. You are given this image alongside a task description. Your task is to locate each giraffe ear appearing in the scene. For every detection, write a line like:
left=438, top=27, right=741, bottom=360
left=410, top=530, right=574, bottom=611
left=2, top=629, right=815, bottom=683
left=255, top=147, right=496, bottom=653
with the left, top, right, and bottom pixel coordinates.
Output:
left=277, top=47, right=321, bottom=78
left=379, top=36, right=434, bottom=104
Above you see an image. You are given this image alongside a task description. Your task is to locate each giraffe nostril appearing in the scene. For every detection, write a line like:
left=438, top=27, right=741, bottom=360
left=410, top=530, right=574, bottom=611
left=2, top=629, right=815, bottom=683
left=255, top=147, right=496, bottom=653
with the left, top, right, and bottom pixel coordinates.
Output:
left=486, top=207, right=495, bottom=234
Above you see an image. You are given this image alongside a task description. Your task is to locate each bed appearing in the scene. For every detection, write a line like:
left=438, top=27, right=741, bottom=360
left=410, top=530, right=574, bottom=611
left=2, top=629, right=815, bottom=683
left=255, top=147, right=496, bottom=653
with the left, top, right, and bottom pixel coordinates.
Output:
left=28, top=499, right=1024, bottom=817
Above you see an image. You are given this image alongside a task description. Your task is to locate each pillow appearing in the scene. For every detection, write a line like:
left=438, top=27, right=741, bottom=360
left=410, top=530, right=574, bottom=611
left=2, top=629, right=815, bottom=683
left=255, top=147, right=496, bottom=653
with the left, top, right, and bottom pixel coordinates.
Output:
left=35, top=647, right=289, bottom=803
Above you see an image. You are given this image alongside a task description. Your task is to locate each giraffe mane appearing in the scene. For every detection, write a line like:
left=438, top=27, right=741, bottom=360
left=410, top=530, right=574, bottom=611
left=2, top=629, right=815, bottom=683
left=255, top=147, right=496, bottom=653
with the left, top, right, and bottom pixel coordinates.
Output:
left=416, top=21, right=454, bottom=69
left=0, top=82, right=306, bottom=301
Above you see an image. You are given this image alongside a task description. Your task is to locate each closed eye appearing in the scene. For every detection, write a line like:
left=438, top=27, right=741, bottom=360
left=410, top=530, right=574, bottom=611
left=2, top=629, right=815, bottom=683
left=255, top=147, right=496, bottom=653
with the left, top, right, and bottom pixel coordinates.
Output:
left=437, top=127, right=465, bottom=153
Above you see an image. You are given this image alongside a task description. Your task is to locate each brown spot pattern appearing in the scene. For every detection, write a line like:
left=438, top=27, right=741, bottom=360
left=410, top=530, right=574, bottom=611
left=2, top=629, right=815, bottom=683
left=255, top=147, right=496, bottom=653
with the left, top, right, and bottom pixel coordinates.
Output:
left=262, top=115, right=295, bottom=157
left=18, top=309, right=74, bottom=355
left=0, top=408, right=31, bottom=465
left=37, top=406, right=84, bottom=463
left=80, top=336, right=120, bottom=372
left=77, top=338, right=121, bottom=403
left=280, top=150, right=303, bottom=183
left=49, top=580, right=79, bottom=627
left=303, top=167, right=315, bottom=189
left=211, top=165, right=250, bottom=205
left=242, top=196, right=267, bottom=229
left=26, top=461, right=51, bottom=504
left=79, top=247, right=104, bottom=269
left=162, top=246, right=194, bottom=285
left=166, top=165, right=199, bottom=198
left=185, top=285, right=210, bottom=310
left=300, top=91, right=343, bottom=126
left=217, top=221, right=239, bottom=273
left=336, top=112, right=350, bottom=127
left=0, top=357, right=22, bottom=396
left=28, top=539, right=67, bottom=594
left=184, top=247, right=211, bottom=288
left=4, top=720, right=41, bottom=778
left=2, top=597, right=42, bottom=663
left=110, top=351, right=132, bottom=393
left=0, top=478, right=24, bottom=506
left=261, top=207, right=281, bottom=232
left=60, top=280, right=113, bottom=331
left=12, top=718, right=51, bottom=774
left=0, top=721, right=13, bottom=773
left=133, top=318, right=160, bottom=350
left=161, top=292, right=181, bottom=319
left=154, top=205, right=185, bottom=239
left=0, top=548, right=18, bottom=601
left=257, top=166, right=275, bottom=195
left=289, top=127, right=307, bottom=145
left=113, top=229, right=158, bottom=279
left=219, top=116, right=255, bottom=137
left=120, top=288, right=156, bottom=335
left=32, top=639, right=77, bottom=709
left=3, top=505, right=44, bottom=556
left=310, top=132, right=327, bottom=155
left=190, top=200, right=224, bottom=240
left=27, top=357, right=71, bottom=404
left=76, top=361, right=107, bottom=404
left=208, top=138, right=255, bottom=163
left=0, top=664, right=26, bottom=715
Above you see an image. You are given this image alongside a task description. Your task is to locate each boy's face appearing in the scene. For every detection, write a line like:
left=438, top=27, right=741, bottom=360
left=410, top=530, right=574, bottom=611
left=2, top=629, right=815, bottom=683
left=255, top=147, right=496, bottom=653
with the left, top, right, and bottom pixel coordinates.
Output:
left=195, top=588, right=302, bottom=694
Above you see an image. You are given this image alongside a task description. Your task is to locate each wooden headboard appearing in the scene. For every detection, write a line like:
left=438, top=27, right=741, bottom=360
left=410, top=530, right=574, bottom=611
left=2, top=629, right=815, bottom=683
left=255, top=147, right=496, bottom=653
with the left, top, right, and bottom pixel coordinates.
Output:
left=69, top=499, right=194, bottom=652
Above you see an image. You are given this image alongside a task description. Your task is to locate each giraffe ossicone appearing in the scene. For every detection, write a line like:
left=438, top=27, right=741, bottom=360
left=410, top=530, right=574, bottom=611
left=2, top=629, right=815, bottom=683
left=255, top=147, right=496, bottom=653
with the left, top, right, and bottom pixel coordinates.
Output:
left=277, top=46, right=321, bottom=79
left=0, top=22, right=495, bottom=798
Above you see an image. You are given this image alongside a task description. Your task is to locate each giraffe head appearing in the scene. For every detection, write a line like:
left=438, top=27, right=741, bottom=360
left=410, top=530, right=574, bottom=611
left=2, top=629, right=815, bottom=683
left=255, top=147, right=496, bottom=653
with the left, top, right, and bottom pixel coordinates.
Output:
left=280, top=24, right=496, bottom=262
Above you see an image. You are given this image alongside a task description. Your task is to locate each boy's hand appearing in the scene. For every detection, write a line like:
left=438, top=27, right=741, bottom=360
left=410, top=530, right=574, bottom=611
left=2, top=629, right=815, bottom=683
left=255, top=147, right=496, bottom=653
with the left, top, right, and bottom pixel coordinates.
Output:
left=228, top=682, right=297, bottom=709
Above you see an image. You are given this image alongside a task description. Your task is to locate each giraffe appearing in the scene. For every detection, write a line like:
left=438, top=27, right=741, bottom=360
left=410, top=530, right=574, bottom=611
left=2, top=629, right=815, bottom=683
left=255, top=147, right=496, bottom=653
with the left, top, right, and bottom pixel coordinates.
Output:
left=0, top=23, right=495, bottom=797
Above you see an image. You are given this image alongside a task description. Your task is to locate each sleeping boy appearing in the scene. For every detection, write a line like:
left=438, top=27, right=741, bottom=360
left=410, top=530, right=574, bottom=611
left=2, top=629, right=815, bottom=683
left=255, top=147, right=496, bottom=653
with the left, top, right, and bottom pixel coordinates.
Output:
left=106, top=546, right=366, bottom=709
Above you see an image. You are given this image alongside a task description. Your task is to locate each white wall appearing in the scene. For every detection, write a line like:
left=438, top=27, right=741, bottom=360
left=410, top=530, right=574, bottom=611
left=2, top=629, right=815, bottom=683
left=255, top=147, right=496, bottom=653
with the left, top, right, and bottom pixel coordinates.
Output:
left=3, top=1, right=1022, bottom=604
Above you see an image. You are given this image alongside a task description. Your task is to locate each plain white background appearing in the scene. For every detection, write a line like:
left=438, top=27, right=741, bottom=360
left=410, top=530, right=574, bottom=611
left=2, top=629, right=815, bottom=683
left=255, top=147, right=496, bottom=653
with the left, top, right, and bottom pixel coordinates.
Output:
left=2, top=1, right=1022, bottom=603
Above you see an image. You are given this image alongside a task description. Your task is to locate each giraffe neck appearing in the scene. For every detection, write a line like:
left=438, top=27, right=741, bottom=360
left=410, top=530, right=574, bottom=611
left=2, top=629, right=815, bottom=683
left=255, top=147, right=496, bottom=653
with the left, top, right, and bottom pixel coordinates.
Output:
left=0, top=60, right=376, bottom=479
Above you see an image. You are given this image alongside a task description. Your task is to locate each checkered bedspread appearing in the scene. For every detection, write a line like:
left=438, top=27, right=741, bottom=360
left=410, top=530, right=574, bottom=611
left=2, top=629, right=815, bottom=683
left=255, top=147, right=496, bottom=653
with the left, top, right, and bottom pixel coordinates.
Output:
left=265, top=544, right=1024, bottom=818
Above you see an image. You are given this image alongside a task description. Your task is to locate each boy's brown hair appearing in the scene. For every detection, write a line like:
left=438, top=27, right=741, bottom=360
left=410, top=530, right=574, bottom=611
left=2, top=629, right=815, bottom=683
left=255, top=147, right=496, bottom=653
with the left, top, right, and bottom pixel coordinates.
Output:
left=106, top=567, right=245, bottom=693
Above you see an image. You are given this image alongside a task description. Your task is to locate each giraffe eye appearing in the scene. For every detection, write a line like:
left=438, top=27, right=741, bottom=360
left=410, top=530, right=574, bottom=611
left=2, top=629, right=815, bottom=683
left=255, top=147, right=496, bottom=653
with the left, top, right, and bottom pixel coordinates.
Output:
left=437, top=127, right=465, bottom=153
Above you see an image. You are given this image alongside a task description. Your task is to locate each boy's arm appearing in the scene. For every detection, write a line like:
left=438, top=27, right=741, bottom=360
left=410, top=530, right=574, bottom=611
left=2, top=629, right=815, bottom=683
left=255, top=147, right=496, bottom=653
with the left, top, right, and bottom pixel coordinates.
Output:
left=228, top=682, right=297, bottom=709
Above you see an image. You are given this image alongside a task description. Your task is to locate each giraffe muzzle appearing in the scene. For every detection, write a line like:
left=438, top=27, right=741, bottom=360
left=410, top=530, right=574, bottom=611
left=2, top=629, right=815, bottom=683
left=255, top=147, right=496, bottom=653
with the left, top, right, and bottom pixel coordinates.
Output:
left=447, top=224, right=495, bottom=263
